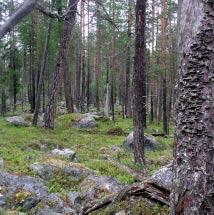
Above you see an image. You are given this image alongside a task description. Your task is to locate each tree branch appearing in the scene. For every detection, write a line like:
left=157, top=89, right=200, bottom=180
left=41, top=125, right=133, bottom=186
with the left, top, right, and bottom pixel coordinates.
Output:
left=0, top=0, right=38, bottom=39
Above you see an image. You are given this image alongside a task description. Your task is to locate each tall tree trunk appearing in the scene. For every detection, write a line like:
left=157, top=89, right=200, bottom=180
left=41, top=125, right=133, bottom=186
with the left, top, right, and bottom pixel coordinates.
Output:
left=64, top=57, right=74, bottom=113
left=8, top=0, right=17, bottom=112
left=110, top=0, right=116, bottom=122
left=86, top=0, right=90, bottom=112
left=171, top=0, right=214, bottom=214
left=104, top=58, right=110, bottom=117
left=76, top=49, right=81, bottom=111
left=133, top=0, right=146, bottom=165
left=125, top=0, right=132, bottom=117
left=95, top=0, right=102, bottom=112
left=80, top=0, right=86, bottom=112
left=44, top=0, right=79, bottom=128
left=161, top=0, right=169, bottom=135
left=33, top=19, right=52, bottom=125
left=150, top=0, right=156, bottom=123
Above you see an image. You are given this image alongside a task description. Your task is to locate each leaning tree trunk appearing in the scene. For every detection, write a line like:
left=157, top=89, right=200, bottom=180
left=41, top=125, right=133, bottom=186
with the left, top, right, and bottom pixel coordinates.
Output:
left=0, top=0, right=38, bottom=39
left=171, top=0, right=214, bottom=214
left=132, top=0, right=147, bottom=165
left=44, top=0, right=79, bottom=128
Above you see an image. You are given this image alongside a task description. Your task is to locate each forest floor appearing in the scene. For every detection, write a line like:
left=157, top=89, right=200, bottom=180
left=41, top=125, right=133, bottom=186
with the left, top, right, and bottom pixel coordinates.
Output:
left=0, top=112, right=174, bottom=214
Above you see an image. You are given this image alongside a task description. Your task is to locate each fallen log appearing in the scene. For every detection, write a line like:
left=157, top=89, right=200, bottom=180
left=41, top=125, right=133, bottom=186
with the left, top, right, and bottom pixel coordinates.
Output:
left=80, top=180, right=170, bottom=215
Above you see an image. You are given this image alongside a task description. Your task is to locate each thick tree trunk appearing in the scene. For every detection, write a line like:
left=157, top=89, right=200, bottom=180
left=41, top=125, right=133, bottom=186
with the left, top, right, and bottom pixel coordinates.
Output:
left=44, top=0, right=79, bottom=128
left=132, top=0, right=146, bottom=165
left=171, top=0, right=214, bottom=214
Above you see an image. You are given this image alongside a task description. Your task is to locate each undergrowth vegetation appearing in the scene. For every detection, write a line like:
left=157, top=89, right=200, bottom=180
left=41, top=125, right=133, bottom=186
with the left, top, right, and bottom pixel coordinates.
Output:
left=0, top=113, right=173, bottom=188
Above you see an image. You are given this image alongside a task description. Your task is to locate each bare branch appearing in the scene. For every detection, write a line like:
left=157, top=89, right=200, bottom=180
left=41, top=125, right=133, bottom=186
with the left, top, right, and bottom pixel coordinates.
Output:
left=0, top=0, right=38, bottom=39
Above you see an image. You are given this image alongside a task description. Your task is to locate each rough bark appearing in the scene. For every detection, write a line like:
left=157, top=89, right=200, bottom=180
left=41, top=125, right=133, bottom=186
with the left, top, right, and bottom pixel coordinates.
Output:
left=132, top=0, right=147, bottom=165
left=44, top=0, right=79, bottom=128
left=171, top=0, right=214, bottom=214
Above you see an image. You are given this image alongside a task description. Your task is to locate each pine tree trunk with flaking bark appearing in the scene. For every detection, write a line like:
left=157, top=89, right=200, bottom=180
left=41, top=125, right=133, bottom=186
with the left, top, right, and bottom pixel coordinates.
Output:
left=44, top=0, right=78, bottom=128
left=133, top=0, right=146, bottom=165
left=171, top=0, right=214, bottom=214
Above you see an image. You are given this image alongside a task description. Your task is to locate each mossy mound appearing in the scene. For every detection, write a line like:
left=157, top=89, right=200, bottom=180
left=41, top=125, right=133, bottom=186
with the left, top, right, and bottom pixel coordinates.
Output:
left=106, top=127, right=126, bottom=136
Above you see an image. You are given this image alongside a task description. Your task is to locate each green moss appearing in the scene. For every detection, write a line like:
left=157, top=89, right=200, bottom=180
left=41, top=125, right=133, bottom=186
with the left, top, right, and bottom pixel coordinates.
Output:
left=91, top=199, right=170, bottom=215
left=45, top=170, right=84, bottom=193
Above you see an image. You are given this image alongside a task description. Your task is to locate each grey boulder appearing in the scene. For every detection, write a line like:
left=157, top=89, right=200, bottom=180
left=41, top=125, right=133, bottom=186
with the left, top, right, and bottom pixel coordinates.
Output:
left=0, top=172, right=49, bottom=209
left=83, top=112, right=104, bottom=120
left=50, top=148, right=76, bottom=161
left=75, top=116, right=96, bottom=128
left=148, top=164, right=173, bottom=191
left=80, top=175, right=123, bottom=202
left=67, top=192, right=81, bottom=205
left=6, top=116, right=29, bottom=127
left=123, top=132, right=159, bottom=151
left=30, top=160, right=92, bottom=180
left=33, top=194, right=76, bottom=215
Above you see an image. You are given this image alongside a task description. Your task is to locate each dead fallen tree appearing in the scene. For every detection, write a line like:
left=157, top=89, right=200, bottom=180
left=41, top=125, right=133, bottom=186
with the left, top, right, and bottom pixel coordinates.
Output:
left=80, top=164, right=172, bottom=214
left=80, top=179, right=170, bottom=215
left=105, top=157, right=146, bottom=182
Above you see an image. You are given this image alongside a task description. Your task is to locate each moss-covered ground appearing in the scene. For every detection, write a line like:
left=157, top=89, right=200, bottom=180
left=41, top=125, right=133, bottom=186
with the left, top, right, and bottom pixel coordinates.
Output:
left=0, top=113, right=173, bottom=214
left=0, top=113, right=173, bottom=184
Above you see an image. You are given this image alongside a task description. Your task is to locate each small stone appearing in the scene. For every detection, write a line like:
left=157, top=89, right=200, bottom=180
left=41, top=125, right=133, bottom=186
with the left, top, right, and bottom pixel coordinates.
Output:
left=0, top=158, right=4, bottom=169
left=115, top=210, right=126, bottom=215
left=50, top=149, right=76, bottom=161
left=67, top=192, right=81, bottom=205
